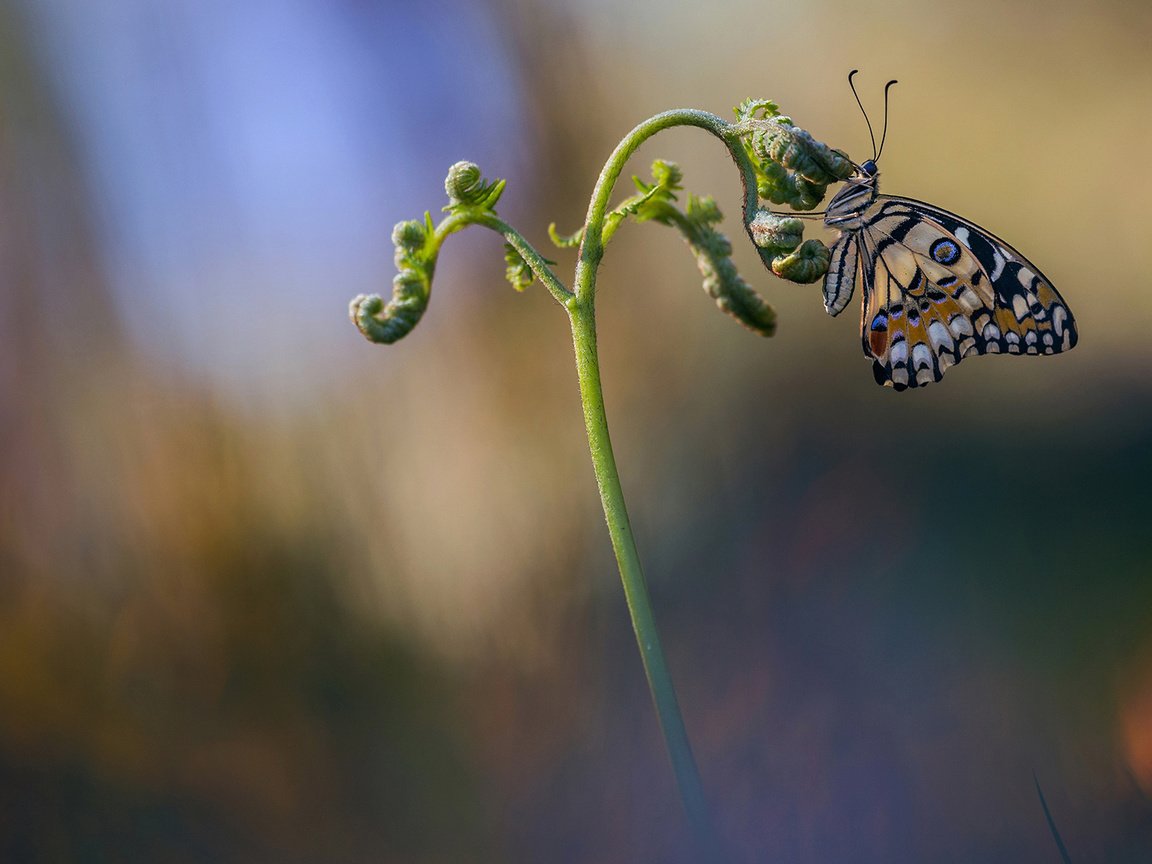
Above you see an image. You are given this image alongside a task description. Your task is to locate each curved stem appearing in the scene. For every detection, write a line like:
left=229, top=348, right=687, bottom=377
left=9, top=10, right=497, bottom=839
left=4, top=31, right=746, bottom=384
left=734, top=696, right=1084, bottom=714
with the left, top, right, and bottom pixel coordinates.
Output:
left=435, top=210, right=573, bottom=304
left=470, top=212, right=574, bottom=305
left=566, top=109, right=761, bottom=861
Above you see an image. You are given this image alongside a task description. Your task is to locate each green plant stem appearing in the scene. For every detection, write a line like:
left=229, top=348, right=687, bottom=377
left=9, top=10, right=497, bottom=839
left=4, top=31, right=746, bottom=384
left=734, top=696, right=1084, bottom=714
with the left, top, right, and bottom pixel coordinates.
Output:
left=461, top=111, right=760, bottom=856
left=562, top=109, right=761, bottom=861
left=567, top=302, right=721, bottom=859
left=470, top=212, right=573, bottom=304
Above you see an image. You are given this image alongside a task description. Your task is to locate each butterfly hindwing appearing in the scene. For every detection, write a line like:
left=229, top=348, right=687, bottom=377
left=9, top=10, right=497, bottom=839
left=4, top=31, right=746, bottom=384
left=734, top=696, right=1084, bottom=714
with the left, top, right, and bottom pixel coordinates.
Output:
left=848, top=195, right=1077, bottom=390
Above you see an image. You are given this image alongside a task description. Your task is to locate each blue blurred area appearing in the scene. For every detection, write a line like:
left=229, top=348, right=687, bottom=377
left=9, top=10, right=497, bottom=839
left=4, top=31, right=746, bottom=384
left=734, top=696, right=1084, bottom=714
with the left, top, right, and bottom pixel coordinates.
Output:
left=18, top=0, right=529, bottom=392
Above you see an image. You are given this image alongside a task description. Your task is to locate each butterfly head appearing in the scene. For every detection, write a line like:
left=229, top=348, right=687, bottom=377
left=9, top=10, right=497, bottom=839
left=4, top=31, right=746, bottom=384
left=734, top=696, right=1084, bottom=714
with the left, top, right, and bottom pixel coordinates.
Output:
left=825, top=160, right=880, bottom=229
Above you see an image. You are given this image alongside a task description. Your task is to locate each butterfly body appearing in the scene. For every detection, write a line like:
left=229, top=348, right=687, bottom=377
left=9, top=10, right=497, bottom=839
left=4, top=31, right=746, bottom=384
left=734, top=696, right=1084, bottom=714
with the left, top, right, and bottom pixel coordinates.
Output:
left=822, top=160, right=1077, bottom=390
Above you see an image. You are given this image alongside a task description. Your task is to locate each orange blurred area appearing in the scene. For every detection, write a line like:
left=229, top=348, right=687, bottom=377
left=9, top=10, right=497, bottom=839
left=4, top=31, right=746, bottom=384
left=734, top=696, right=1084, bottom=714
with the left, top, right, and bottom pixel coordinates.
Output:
left=2, top=0, right=1151, bottom=861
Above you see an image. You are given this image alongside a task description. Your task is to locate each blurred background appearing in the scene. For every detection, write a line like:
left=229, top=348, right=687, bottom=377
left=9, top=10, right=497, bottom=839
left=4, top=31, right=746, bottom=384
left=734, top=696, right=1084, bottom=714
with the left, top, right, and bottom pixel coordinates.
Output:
left=2, top=0, right=1150, bottom=861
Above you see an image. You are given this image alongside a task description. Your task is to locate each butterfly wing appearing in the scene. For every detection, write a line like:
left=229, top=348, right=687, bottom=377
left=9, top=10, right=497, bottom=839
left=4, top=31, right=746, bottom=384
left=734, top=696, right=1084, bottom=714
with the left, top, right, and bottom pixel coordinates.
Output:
left=823, top=230, right=864, bottom=317
left=852, top=195, right=1077, bottom=390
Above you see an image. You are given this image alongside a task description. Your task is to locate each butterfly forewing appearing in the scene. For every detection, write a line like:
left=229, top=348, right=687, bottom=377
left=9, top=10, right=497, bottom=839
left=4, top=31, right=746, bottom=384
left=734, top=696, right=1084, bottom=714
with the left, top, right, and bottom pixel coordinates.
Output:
left=826, top=191, right=1077, bottom=390
left=823, top=231, right=861, bottom=316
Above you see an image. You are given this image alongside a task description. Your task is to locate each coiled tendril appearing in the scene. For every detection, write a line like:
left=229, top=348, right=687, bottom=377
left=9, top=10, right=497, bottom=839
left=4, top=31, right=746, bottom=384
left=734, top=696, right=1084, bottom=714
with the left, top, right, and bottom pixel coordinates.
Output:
left=730, top=99, right=854, bottom=286
left=350, top=214, right=437, bottom=344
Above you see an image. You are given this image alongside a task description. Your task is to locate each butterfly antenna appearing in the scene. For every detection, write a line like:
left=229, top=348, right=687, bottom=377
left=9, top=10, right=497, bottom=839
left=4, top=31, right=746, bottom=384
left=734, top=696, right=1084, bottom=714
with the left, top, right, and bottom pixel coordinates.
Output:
left=876, top=78, right=898, bottom=163
left=848, top=69, right=878, bottom=161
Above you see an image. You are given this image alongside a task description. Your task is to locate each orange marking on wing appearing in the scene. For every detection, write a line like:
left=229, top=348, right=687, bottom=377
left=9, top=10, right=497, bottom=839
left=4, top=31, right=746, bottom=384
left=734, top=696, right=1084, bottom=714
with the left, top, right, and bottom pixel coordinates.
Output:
left=869, top=327, right=889, bottom=358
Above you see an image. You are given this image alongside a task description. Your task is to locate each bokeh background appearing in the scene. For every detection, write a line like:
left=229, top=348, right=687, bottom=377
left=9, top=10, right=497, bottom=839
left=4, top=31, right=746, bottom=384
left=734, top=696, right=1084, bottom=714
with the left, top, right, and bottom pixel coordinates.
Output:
left=2, top=0, right=1151, bottom=861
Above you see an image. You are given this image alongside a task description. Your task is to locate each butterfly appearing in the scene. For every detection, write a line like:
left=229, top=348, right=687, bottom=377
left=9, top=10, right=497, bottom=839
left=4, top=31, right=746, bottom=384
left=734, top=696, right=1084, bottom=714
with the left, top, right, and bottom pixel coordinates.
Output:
left=821, top=74, right=1078, bottom=390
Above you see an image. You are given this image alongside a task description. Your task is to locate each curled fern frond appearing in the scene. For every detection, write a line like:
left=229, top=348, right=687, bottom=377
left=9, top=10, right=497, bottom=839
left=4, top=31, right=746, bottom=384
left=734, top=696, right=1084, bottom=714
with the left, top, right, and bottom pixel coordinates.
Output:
left=392, top=218, right=426, bottom=250
left=351, top=158, right=571, bottom=345
left=706, top=263, right=778, bottom=336
left=350, top=268, right=431, bottom=344
left=680, top=194, right=777, bottom=336
left=770, top=238, right=830, bottom=284
left=755, top=124, right=852, bottom=187
left=444, top=161, right=506, bottom=212
left=733, top=111, right=853, bottom=212
left=392, top=217, right=431, bottom=268
left=748, top=211, right=803, bottom=256
left=392, top=214, right=436, bottom=272
left=352, top=213, right=440, bottom=344
left=747, top=211, right=827, bottom=283
left=756, top=161, right=827, bottom=210
left=728, top=101, right=853, bottom=285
